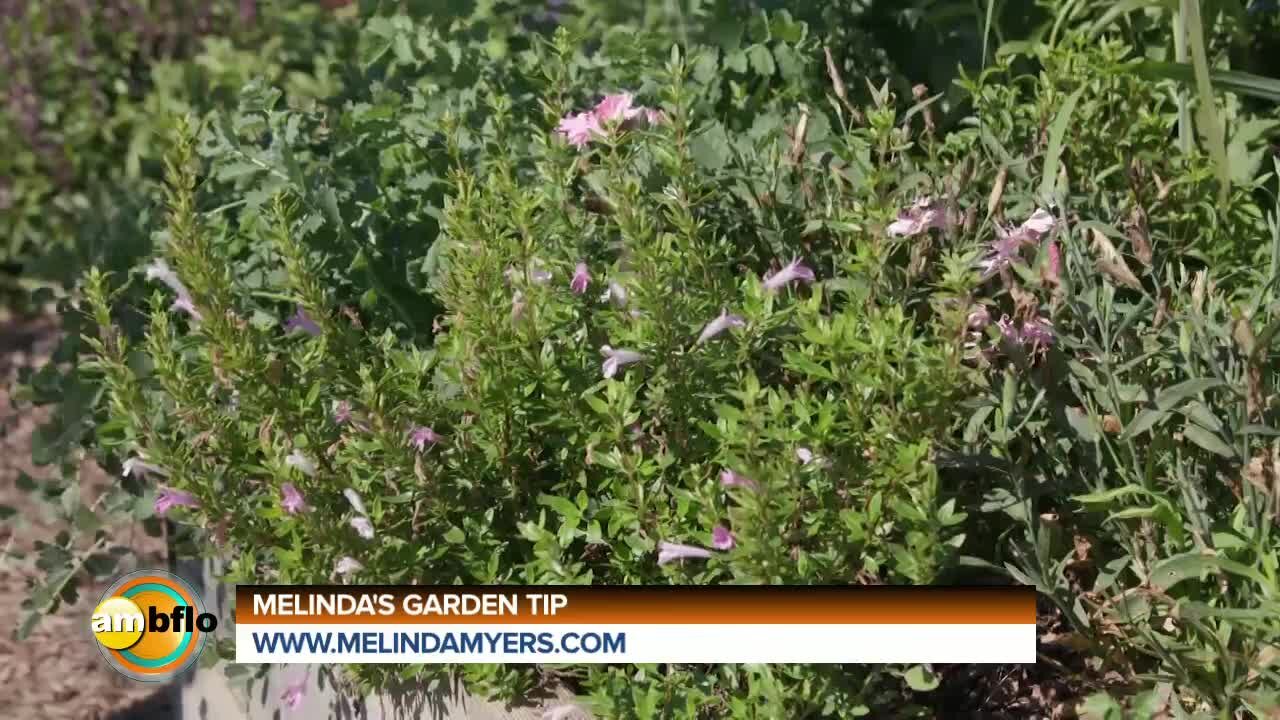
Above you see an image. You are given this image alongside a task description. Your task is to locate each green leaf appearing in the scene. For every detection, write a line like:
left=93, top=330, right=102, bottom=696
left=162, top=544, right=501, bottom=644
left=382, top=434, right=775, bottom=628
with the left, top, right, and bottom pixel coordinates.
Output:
left=901, top=665, right=939, bottom=692
left=689, top=122, right=731, bottom=171
left=1078, top=691, right=1124, bottom=720
left=538, top=494, right=581, bottom=524
left=1134, top=61, right=1280, bottom=103
left=1040, top=86, right=1086, bottom=201
left=443, top=527, right=465, bottom=544
left=1120, top=408, right=1165, bottom=440
left=782, top=350, right=835, bottom=381
left=1086, top=0, right=1177, bottom=40
left=1066, top=407, right=1099, bottom=443
left=1154, top=378, right=1224, bottom=410
left=746, top=45, right=775, bottom=76
left=1181, top=423, right=1235, bottom=459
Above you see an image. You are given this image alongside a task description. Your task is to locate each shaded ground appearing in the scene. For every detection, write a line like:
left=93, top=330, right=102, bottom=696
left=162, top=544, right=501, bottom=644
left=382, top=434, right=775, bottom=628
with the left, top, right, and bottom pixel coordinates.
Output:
left=0, top=309, right=172, bottom=720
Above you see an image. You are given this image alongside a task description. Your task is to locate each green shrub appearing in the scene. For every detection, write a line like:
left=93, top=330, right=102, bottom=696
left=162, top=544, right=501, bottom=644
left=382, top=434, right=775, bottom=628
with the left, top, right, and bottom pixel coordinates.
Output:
left=9, top=3, right=1280, bottom=718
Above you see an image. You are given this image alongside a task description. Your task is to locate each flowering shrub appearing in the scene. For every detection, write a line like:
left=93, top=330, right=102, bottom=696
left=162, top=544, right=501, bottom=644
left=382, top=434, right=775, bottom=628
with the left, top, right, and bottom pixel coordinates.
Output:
left=10, top=2, right=1280, bottom=718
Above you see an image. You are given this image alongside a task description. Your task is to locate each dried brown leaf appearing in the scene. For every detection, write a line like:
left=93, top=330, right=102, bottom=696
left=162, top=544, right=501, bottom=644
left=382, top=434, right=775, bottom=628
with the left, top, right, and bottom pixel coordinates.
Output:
left=1090, top=228, right=1142, bottom=290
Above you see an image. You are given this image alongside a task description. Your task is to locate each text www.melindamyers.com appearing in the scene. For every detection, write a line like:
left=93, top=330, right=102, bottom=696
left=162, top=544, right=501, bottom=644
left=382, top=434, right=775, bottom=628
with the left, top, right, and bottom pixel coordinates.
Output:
left=252, top=630, right=626, bottom=655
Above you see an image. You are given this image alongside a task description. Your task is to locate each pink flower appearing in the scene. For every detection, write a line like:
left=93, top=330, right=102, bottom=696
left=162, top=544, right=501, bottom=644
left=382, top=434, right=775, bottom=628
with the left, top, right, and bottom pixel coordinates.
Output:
left=762, top=258, right=816, bottom=292
left=1021, top=317, right=1056, bottom=347
left=280, top=483, right=307, bottom=515
left=711, top=525, right=736, bottom=550
left=796, top=447, right=814, bottom=464
left=570, top=262, right=591, bottom=295
left=144, top=258, right=187, bottom=296
left=696, top=310, right=746, bottom=345
left=170, top=293, right=203, bottom=321
left=978, top=232, right=1027, bottom=279
left=967, top=305, right=991, bottom=330
left=284, top=306, right=321, bottom=336
left=350, top=516, right=375, bottom=539
left=556, top=111, right=603, bottom=147
left=603, top=281, right=628, bottom=307
left=600, top=345, right=643, bottom=379
left=657, top=540, right=713, bottom=565
left=285, top=450, right=316, bottom=477
left=1045, top=241, right=1062, bottom=284
left=998, top=314, right=1056, bottom=349
left=886, top=197, right=947, bottom=237
left=332, top=400, right=352, bottom=425
left=145, top=259, right=203, bottom=320
left=154, top=487, right=200, bottom=517
left=343, top=488, right=367, bottom=515
left=511, top=290, right=527, bottom=322
left=123, top=456, right=167, bottom=479
left=409, top=425, right=444, bottom=451
left=334, top=556, right=363, bottom=577
left=593, top=93, right=643, bottom=124
left=644, top=108, right=666, bottom=126
left=719, top=468, right=759, bottom=490
left=1022, top=208, right=1056, bottom=237
left=280, top=675, right=306, bottom=711
left=980, top=208, right=1059, bottom=279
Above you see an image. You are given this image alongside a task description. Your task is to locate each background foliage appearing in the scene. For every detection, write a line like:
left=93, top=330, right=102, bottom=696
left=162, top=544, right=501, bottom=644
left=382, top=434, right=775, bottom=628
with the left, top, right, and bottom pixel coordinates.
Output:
left=5, top=1, right=1280, bottom=718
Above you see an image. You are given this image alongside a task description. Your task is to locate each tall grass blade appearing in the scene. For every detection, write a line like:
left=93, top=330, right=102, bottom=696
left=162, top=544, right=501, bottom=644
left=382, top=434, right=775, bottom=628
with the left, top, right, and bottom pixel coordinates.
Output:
left=1180, top=0, right=1230, bottom=203
left=1134, top=61, right=1280, bottom=103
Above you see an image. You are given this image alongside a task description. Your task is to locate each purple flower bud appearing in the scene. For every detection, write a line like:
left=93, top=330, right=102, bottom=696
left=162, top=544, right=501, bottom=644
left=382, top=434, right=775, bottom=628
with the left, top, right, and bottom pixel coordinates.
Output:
left=285, top=451, right=316, bottom=477
left=511, top=290, right=527, bottom=322
left=711, top=525, right=736, bottom=550
left=997, top=314, right=1055, bottom=349
left=719, top=468, right=759, bottom=490
left=886, top=197, right=948, bottom=237
left=284, top=306, right=321, bottom=336
left=1021, top=208, right=1056, bottom=237
left=602, top=281, right=629, bottom=307
left=350, top=516, right=375, bottom=539
left=657, top=540, right=713, bottom=565
left=570, top=262, right=591, bottom=295
left=696, top=309, right=746, bottom=345
left=145, top=259, right=202, bottom=320
left=280, top=675, right=306, bottom=710
left=332, top=400, right=352, bottom=425
left=600, top=345, right=643, bottom=379
left=154, top=487, right=200, bottom=516
left=343, top=488, right=367, bottom=515
left=762, top=257, right=816, bottom=292
left=280, top=483, right=308, bottom=514
left=123, top=456, right=168, bottom=479
left=409, top=425, right=444, bottom=451
left=967, top=305, right=991, bottom=330
left=334, top=556, right=363, bottom=577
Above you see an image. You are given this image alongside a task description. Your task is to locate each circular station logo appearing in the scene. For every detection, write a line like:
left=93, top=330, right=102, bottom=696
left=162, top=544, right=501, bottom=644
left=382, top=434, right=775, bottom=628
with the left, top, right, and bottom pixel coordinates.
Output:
left=90, top=570, right=216, bottom=682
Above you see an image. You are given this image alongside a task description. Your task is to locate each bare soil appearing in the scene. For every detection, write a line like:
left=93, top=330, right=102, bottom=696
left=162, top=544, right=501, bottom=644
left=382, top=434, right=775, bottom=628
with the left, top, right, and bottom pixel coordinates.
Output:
left=0, top=310, right=172, bottom=720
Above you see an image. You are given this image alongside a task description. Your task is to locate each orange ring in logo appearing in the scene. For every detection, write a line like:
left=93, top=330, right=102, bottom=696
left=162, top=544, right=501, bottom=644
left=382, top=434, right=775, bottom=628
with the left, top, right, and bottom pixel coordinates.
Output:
left=92, top=570, right=210, bottom=682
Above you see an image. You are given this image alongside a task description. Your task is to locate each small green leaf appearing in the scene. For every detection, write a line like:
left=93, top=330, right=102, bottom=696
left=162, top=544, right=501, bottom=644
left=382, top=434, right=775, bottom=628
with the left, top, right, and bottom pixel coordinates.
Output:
left=1181, top=423, right=1235, bottom=459
left=902, top=665, right=939, bottom=692
left=1040, top=86, right=1086, bottom=201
